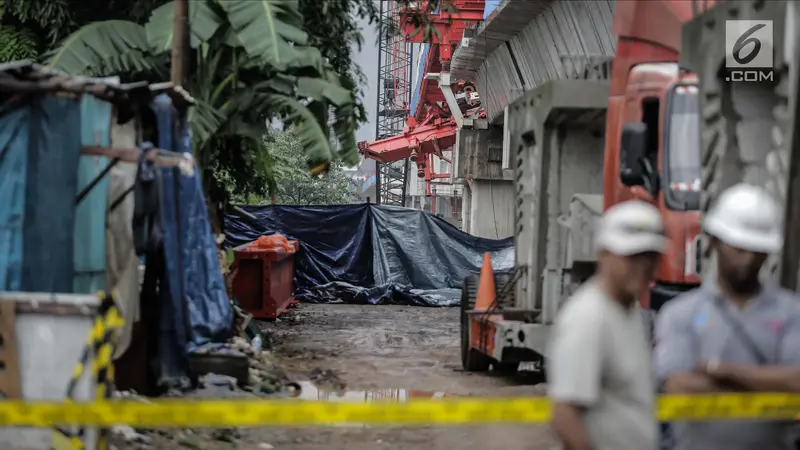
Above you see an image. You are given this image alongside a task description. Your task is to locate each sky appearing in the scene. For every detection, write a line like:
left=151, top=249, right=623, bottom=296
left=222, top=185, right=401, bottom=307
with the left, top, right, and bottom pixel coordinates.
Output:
left=351, top=13, right=380, bottom=172
left=353, top=14, right=380, bottom=143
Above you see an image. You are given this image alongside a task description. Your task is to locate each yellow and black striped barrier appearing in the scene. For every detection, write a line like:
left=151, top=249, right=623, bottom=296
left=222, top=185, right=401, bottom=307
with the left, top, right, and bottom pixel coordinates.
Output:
left=52, top=291, right=124, bottom=450
left=3, top=393, right=800, bottom=428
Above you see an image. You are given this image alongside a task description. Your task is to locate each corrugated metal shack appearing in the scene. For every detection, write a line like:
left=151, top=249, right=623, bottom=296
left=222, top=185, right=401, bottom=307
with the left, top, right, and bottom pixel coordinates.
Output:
left=0, top=60, right=232, bottom=449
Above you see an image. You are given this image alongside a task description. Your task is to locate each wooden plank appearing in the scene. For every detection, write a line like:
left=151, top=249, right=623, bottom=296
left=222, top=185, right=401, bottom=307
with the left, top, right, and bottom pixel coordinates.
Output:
left=0, top=301, right=21, bottom=398
left=81, top=146, right=195, bottom=173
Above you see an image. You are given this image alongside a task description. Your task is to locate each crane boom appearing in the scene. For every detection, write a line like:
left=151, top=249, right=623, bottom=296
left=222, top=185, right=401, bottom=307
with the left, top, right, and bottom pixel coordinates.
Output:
left=360, top=0, right=485, bottom=195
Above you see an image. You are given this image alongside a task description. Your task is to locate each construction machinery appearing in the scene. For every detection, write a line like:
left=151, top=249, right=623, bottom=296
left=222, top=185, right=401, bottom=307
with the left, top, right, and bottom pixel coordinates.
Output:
left=358, top=0, right=485, bottom=200
left=460, top=0, right=716, bottom=372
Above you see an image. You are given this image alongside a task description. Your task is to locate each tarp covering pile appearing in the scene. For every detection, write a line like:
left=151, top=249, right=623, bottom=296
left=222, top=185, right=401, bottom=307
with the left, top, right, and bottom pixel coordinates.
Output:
left=224, top=204, right=514, bottom=306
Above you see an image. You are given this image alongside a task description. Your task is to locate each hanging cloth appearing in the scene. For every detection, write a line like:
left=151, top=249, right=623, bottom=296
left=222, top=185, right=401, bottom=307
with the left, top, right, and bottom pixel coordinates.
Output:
left=106, top=116, right=140, bottom=358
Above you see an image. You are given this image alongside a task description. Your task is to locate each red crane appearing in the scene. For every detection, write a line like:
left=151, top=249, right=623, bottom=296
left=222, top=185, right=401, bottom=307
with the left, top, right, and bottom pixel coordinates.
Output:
left=358, top=0, right=486, bottom=196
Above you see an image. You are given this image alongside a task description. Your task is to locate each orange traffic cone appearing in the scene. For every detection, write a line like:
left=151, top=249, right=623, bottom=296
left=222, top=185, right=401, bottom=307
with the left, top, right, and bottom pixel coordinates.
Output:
left=475, top=252, right=496, bottom=310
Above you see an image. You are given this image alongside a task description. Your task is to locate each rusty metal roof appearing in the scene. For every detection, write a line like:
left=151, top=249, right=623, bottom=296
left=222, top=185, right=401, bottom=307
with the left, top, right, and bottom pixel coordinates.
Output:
left=450, top=0, right=555, bottom=81
left=0, top=60, right=195, bottom=107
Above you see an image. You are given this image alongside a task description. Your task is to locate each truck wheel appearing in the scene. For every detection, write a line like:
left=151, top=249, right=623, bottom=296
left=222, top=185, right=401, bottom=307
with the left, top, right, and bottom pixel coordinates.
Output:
left=461, top=275, right=491, bottom=371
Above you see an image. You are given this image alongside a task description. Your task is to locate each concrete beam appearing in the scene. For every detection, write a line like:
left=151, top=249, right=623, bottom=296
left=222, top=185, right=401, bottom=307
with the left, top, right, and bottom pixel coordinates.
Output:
left=450, top=0, right=554, bottom=81
left=510, top=79, right=610, bottom=125
left=473, top=0, right=616, bottom=122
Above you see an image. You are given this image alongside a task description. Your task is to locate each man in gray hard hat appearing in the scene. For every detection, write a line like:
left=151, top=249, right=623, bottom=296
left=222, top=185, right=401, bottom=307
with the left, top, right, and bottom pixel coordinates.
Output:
left=655, top=183, right=800, bottom=450
left=549, top=200, right=666, bottom=450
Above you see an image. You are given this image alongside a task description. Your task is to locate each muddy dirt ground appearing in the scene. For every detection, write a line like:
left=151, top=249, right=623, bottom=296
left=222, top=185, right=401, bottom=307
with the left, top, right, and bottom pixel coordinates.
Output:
left=143, top=304, right=555, bottom=450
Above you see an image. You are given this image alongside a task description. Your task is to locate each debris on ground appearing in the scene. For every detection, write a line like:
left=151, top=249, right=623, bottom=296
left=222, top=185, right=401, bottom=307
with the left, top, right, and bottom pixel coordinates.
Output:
left=110, top=424, right=153, bottom=448
left=111, top=235, right=301, bottom=449
left=113, top=326, right=295, bottom=449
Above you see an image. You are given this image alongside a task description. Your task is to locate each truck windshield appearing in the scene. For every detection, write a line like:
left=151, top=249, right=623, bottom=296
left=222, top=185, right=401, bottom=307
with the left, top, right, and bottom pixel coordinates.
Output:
left=665, top=85, right=700, bottom=210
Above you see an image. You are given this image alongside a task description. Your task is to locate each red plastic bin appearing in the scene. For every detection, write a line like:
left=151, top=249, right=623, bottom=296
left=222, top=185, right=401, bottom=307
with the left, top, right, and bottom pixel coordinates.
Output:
left=231, top=240, right=300, bottom=319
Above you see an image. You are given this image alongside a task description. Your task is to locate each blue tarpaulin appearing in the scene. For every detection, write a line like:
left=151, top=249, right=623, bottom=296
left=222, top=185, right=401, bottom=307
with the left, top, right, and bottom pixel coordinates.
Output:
left=151, top=95, right=233, bottom=351
left=0, top=97, right=82, bottom=293
left=224, top=204, right=514, bottom=306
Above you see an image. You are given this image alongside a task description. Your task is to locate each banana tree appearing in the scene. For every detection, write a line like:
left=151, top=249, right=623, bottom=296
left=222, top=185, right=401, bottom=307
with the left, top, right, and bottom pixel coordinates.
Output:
left=44, top=0, right=360, bottom=173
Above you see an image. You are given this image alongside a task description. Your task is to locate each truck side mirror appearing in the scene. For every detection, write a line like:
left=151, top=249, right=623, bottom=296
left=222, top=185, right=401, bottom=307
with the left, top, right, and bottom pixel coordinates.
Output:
left=619, top=122, right=647, bottom=187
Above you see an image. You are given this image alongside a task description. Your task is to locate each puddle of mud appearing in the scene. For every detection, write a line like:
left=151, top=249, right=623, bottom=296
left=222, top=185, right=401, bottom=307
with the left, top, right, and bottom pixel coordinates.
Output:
left=281, top=381, right=457, bottom=428
left=288, top=381, right=455, bottom=402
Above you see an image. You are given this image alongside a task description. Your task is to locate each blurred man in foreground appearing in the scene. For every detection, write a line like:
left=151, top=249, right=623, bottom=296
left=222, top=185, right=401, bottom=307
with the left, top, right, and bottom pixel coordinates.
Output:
left=655, top=183, right=800, bottom=450
left=548, top=201, right=666, bottom=450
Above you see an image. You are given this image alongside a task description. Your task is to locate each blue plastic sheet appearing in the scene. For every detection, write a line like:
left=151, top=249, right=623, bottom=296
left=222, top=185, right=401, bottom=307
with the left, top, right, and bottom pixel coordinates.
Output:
left=73, top=95, right=112, bottom=294
left=0, top=97, right=82, bottom=292
left=0, top=103, right=29, bottom=291
left=224, top=204, right=514, bottom=306
left=150, top=95, right=232, bottom=381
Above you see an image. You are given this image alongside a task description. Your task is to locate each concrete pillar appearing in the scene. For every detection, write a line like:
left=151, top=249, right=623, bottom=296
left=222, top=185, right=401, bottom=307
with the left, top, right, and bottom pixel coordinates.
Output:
left=462, top=185, right=472, bottom=233
left=466, top=179, right=514, bottom=239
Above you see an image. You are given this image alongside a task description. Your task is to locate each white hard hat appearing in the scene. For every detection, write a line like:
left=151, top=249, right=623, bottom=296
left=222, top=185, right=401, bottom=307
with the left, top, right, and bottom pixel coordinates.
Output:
left=703, top=183, right=782, bottom=253
left=596, top=201, right=667, bottom=256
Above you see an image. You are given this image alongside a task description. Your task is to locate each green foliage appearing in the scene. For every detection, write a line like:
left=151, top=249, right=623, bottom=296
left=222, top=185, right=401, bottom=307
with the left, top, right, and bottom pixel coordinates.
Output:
left=298, top=0, right=379, bottom=123
left=0, top=25, right=37, bottom=61
left=1, top=0, right=75, bottom=46
left=380, top=0, right=457, bottom=45
left=0, top=0, right=441, bottom=206
left=44, top=21, right=155, bottom=75
left=0, top=0, right=171, bottom=62
left=214, top=130, right=356, bottom=206
left=45, top=0, right=361, bottom=175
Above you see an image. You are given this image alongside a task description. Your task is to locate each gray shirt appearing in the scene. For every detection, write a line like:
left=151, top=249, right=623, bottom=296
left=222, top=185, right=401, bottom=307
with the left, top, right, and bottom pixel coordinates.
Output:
left=548, top=279, right=657, bottom=450
left=654, top=282, right=800, bottom=450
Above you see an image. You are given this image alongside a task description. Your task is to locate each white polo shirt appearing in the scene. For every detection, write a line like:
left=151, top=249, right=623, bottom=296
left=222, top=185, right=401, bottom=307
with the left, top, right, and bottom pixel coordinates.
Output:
left=547, top=279, right=657, bottom=450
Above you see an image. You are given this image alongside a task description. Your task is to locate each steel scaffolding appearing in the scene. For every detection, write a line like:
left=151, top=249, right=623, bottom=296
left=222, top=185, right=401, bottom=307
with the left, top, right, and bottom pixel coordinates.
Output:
left=374, top=0, right=413, bottom=206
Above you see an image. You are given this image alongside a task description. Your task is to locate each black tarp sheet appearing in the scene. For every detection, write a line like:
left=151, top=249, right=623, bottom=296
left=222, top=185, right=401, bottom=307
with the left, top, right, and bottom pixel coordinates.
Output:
left=224, top=204, right=514, bottom=306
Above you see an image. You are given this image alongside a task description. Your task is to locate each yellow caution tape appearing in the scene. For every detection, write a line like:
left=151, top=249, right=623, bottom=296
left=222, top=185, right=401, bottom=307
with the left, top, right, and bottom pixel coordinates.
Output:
left=3, top=394, right=800, bottom=428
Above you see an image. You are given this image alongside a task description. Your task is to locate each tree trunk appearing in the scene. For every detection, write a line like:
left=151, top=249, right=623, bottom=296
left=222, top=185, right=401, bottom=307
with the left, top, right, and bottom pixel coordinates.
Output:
left=171, top=0, right=189, bottom=86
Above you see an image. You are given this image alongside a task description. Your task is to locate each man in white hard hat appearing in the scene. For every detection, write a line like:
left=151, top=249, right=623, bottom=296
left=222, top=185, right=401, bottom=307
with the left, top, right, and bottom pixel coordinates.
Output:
left=548, top=200, right=666, bottom=450
left=655, top=183, right=800, bottom=450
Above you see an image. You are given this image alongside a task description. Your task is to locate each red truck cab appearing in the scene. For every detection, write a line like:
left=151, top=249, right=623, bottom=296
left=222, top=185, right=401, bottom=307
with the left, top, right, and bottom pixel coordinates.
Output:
left=603, top=0, right=714, bottom=310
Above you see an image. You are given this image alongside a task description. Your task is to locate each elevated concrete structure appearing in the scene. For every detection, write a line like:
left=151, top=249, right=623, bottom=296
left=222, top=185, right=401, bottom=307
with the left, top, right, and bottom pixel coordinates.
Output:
left=452, top=0, right=615, bottom=123
left=455, top=124, right=514, bottom=238
left=447, top=0, right=615, bottom=239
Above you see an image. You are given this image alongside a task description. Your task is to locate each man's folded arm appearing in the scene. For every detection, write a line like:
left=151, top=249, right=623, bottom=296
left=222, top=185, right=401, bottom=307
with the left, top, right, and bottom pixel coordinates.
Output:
left=654, top=304, right=723, bottom=394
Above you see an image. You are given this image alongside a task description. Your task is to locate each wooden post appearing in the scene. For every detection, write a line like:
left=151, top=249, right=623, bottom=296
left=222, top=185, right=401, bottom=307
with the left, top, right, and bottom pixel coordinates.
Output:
left=171, top=0, right=189, bottom=86
left=0, top=302, right=20, bottom=398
